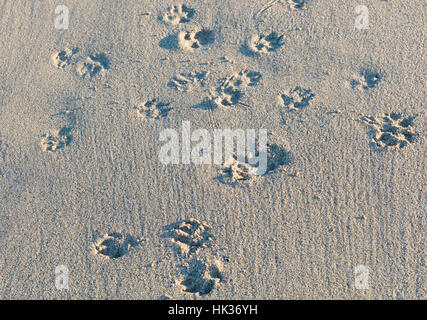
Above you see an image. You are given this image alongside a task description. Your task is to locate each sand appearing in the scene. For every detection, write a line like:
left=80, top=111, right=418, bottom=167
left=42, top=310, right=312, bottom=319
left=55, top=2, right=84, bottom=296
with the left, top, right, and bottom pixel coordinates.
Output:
left=0, top=0, right=425, bottom=299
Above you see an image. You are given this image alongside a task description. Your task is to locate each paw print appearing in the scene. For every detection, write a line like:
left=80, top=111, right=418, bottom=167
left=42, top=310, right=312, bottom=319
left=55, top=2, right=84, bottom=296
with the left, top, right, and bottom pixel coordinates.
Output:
left=361, top=113, right=417, bottom=149
left=76, top=53, right=110, bottom=79
left=178, top=29, right=215, bottom=51
left=163, top=4, right=195, bottom=24
left=248, top=32, right=284, bottom=54
left=51, top=48, right=79, bottom=69
left=40, top=128, right=71, bottom=152
left=279, top=86, right=315, bottom=110
left=135, top=99, right=172, bottom=120
left=351, top=70, right=381, bottom=90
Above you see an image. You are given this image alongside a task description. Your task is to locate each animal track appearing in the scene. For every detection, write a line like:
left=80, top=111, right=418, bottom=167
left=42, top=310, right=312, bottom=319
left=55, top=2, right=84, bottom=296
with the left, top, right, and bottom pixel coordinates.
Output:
left=211, top=70, right=262, bottom=108
left=76, top=53, right=110, bottom=79
left=279, top=86, right=315, bottom=110
left=162, top=220, right=227, bottom=296
left=40, top=127, right=71, bottom=152
left=351, top=70, right=381, bottom=90
left=248, top=32, right=284, bottom=54
left=135, top=99, right=172, bottom=120
left=221, top=157, right=258, bottom=183
left=218, top=143, right=293, bottom=184
left=162, top=4, right=195, bottom=24
left=178, top=29, right=215, bottom=51
left=162, top=219, right=213, bottom=255
left=360, top=113, right=417, bottom=149
left=179, top=257, right=224, bottom=296
left=288, top=0, right=307, bottom=10
left=92, top=233, right=142, bottom=259
left=168, top=71, right=208, bottom=92
left=51, top=48, right=79, bottom=69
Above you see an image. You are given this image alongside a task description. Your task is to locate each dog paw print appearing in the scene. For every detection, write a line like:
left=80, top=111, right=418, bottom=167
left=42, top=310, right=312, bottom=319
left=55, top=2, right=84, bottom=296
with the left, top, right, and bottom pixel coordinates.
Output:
left=212, top=88, right=244, bottom=108
left=179, top=257, right=224, bottom=296
left=211, top=70, right=262, bottom=108
left=360, top=113, right=417, bottom=149
left=248, top=32, right=284, bottom=54
left=51, top=48, right=79, bottom=69
left=40, top=127, right=71, bottom=152
left=76, top=53, right=110, bottom=79
left=168, top=71, right=208, bottom=92
left=92, top=233, right=142, bottom=259
left=162, top=219, right=213, bottom=256
left=351, top=70, right=381, bottom=90
left=178, top=29, right=215, bottom=51
left=226, top=70, right=262, bottom=88
left=163, top=4, right=195, bottom=24
left=279, top=86, right=315, bottom=110
left=288, top=0, right=307, bottom=10
left=220, top=157, right=259, bottom=183
left=135, top=99, right=172, bottom=120
left=218, top=143, right=293, bottom=185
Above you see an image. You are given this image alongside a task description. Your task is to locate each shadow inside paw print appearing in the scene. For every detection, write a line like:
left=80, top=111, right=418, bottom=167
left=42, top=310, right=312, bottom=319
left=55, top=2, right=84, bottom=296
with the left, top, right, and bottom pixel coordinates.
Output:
left=266, top=143, right=294, bottom=171
left=288, top=0, right=307, bottom=10
left=159, top=34, right=179, bottom=51
left=194, top=29, right=215, bottom=46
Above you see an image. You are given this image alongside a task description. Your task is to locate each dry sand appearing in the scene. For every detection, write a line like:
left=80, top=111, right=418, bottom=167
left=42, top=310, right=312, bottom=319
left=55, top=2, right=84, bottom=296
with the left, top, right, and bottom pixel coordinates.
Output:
left=0, top=0, right=425, bottom=299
